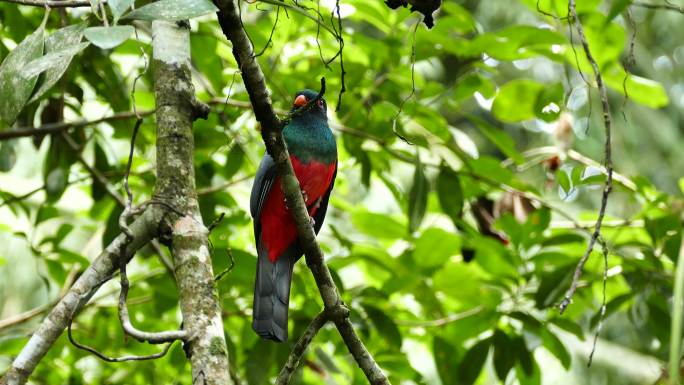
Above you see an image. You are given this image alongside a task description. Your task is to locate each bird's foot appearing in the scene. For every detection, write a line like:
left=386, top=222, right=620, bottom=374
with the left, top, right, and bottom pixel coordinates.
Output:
left=309, top=216, right=316, bottom=228
left=282, top=189, right=310, bottom=211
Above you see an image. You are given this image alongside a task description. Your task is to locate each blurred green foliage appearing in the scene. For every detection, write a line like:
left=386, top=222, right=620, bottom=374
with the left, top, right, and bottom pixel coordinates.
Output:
left=1, top=0, right=683, bottom=384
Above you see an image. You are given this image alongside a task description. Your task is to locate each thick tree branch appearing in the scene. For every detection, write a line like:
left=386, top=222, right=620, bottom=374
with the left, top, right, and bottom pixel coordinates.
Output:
left=559, top=0, right=614, bottom=314
left=0, top=207, right=162, bottom=385
left=214, top=1, right=390, bottom=384
left=150, top=20, right=232, bottom=385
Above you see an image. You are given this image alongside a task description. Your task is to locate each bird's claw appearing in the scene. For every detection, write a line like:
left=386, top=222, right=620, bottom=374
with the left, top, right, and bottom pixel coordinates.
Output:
left=309, top=216, right=316, bottom=227
left=283, top=189, right=310, bottom=211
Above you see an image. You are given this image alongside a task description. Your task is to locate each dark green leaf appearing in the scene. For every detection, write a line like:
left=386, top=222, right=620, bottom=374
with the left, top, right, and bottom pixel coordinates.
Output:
left=457, top=338, right=490, bottom=384
left=223, top=144, right=245, bottom=180
left=362, top=304, right=402, bottom=349
left=437, top=166, right=464, bottom=224
left=433, top=336, right=459, bottom=385
left=408, top=154, right=429, bottom=233
left=492, top=330, right=514, bottom=381
left=540, top=329, right=571, bottom=369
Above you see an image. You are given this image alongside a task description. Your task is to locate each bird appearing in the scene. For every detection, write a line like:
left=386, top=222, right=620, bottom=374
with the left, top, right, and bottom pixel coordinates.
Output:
left=250, top=89, right=337, bottom=342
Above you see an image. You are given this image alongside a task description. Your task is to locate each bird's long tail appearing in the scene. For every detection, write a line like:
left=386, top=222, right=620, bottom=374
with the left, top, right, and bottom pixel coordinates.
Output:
left=252, top=243, right=296, bottom=342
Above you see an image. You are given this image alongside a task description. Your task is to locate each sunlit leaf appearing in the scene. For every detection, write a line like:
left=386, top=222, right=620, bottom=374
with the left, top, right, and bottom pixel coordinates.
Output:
left=84, top=26, right=135, bottom=49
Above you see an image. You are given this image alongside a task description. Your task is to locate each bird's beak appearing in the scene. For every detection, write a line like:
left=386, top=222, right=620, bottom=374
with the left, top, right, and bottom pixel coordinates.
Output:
left=293, top=94, right=308, bottom=108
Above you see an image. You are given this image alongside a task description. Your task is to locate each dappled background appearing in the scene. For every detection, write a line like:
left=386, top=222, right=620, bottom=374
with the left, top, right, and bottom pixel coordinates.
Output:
left=1, top=0, right=683, bottom=384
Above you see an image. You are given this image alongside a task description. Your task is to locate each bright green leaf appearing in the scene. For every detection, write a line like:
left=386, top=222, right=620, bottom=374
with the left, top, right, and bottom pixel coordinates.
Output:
left=413, top=228, right=460, bottom=268
left=492, top=80, right=545, bottom=123
left=84, top=26, right=135, bottom=49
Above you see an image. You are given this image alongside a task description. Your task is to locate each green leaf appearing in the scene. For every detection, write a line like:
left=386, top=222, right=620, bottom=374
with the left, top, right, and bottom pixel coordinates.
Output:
left=454, top=73, right=494, bottom=101
left=414, top=228, right=460, bottom=268
left=469, top=115, right=524, bottom=164
left=246, top=339, right=274, bottom=385
left=493, top=330, right=514, bottom=381
left=437, top=166, right=464, bottom=225
left=606, top=0, right=632, bottom=22
left=45, top=168, right=67, bottom=201
left=35, top=204, right=59, bottom=225
left=408, top=154, right=429, bottom=233
left=556, top=169, right=571, bottom=195
left=434, top=336, right=459, bottom=385
left=492, top=79, right=544, bottom=123
left=0, top=25, right=44, bottom=126
left=21, top=42, right=90, bottom=79
left=457, top=338, right=490, bottom=384
left=362, top=304, right=402, bottom=349
left=512, top=335, right=534, bottom=376
left=534, top=82, right=563, bottom=122
left=0, top=141, right=17, bottom=171
left=123, top=0, right=218, bottom=21
left=108, top=0, right=134, bottom=22
left=351, top=211, right=406, bottom=239
left=84, top=26, right=135, bottom=50
left=92, top=141, right=110, bottom=200
left=103, top=205, right=124, bottom=247
left=223, top=144, right=245, bottom=180
left=29, top=24, right=87, bottom=103
left=540, top=329, right=571, bottom=369
left=590, top=292, right=633, bottom=329
left=549, top=317, right=585, bottom=340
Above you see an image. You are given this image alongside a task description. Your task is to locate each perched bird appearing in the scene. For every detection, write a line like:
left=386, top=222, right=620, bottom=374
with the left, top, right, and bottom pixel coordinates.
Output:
left=250, top=90, right=337, bottom=342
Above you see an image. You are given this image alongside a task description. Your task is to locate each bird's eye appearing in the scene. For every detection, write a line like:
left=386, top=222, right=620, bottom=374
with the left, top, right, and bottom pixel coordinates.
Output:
left=317, top=99, right=325, bottom=109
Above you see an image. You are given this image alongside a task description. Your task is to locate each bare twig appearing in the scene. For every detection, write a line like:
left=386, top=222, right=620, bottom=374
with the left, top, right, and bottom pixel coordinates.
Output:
left=390, top=19, right=420, bottom=144
left=197, top=173, right=254, bottom=195
left=0, top=208, right=162, bottom=385
left=394, top=306, right=483, bottom=327
left=275, top=312, right=328, bottom=385
left=0, top=110, right=154, bottom=141
left=67, top=321, right=175, bottom=362
left=559, top=0, right=614, bottom=314
left=588, top=239, right=609, bottom=367
left=214, top=1, right=390, bottom=383
left=115, top=120, right=187, bottom=344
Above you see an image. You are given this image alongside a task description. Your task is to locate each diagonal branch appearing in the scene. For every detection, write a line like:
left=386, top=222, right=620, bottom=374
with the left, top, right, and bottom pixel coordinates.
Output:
left=0, top=207, right=163, bottom=385
left=275, top=312, right=328, bottom=385
left=214, top=1, right=390, bottom=384
left=559, top=0, right=614, bottom=314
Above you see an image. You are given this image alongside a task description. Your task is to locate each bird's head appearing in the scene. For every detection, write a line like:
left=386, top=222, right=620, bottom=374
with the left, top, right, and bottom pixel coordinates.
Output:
left=290, top=89, right=327, bottom=120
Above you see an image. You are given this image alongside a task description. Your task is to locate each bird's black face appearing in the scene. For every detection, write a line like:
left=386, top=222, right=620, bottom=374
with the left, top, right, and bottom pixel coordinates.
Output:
left=292, top=89, right=327, bottom=115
